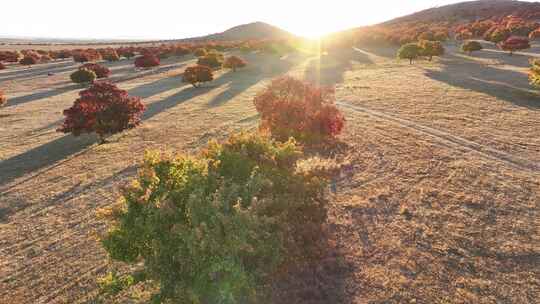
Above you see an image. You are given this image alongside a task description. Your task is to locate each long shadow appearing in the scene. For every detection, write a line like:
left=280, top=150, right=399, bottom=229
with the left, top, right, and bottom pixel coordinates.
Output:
left=355, top=43, right=399, bottom=59
left=128, top=74, right=186, bottom=99
left=425, top=53, right=539, bottom=109
left=208, top=53, right=297, bottom=107
left=0, top=60, right=77, bottom=79
left=0, top=61, right=82, bottom=82
left=0, top=134, right=97, bottom=187
left=5, top=84, right=82, bottom=108
left=142, top=83, right=207, bottom=120
left=305, top=48, right=373, bottom=86
left=470, top=48, right=538, bottom=68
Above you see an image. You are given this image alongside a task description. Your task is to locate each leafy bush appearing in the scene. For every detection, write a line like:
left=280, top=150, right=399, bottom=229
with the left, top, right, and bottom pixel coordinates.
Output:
left=0, top=51, right=21, bottom=62
left=183, top=65, right=214, bottom=88
left=58, top=82, right=145, bottom=143
left=193, top=48, right=207, bottom=57
left=498, top=36, right=531, bottom=55
left=197, top=52, right=224, bottom=69
left=73, top=50, right=101, bottom=63
left=461, top=40, right=483, bottom=54
left=80, top=63, right=111, bottom=78
left=70, top=68, right=97, bottom=84
left=173, top=46, right=191, bottom=56
left=397, top=43, right=422, bottom=64
left=254, top=76, right=345, bottom=143
left=19, top=55, right=38, bottom=66
left=117, top=48, right=136, bottom=59
left=100, top=132, right=332, bottom=303
left=223, top=56, right=247, bottom=72
left=0, top=90, right=7, bottom=107
left=418, top=40, right=444, bottom=61
left=134, top=54, right=160, bottom=68
left=530, top=59, right=540, bottom=88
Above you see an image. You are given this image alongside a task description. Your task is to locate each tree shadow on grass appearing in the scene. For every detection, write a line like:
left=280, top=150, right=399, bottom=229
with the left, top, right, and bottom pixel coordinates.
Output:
left=5, top=84, right=82, bottom=108
left=0, top=61, right=79, bottom=82
left=0, top=134, right=97, bottom=188
left=304, top=48, right=374, bottom=86
left=207, top=53, right=298, bottom=107
left=424, top=53, right=539, bottom=109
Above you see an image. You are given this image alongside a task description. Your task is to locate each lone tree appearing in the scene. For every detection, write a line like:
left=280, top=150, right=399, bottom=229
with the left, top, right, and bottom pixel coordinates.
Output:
left=254, top=76, right=345, bottom=143
left=80, top=63, right=111, bottom=78
left=183, top=65, right=214, bottom=88
left=134, top=54, right=160, bottom=68
left=223, top=55, right=247, bottom=72
left=58, top=82, right=145, bottom=143
left=397, top=43, right=422, bottom=64
left=461, top=40, right=483, bottom=55
left=530, top=59, right=540, bottom=88
left=0, top=90, right=7, bottom=107
left=70, top=68, right=97, bottom=84
left=419, top=40, right=445, bottom=61
left=498, top=36, right=531, bottom=56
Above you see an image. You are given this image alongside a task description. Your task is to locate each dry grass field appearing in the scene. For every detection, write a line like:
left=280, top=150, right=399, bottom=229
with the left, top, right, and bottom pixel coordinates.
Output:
left=0, top=42, right=539, bottom=303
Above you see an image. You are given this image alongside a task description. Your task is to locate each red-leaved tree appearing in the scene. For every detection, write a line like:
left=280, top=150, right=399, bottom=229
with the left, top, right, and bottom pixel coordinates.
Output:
left=182, top=65, right=214, bottom=87
left=19, top=55, right=39, bottom=66
left=58, top=82, right=145, bottom=143
left=253, top=76, right=345, bottom=143
left=134, top=54, right=160, bottom=68
left=80, top=63, right=111, bottom=78
left=498, top=36, right=531, bottom=55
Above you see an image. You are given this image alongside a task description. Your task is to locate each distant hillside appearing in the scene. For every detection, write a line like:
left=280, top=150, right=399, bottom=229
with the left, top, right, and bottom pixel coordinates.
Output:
left=384, top=0, right=540, bottom=25
left=181, top=22, right=296, bottom=41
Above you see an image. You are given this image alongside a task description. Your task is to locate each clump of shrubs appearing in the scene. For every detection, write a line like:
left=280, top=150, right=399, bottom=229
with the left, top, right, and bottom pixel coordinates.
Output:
left=254, top=76, right=345, bottom=143
left=498, top=36, right=531, bottom=55
left=0, top=90, right=7, bottom=107
left=103, top=51, right=120, bottom=62
left=58, top=82, right=145, bottom=143
left=223, top=55, right=247, bottom=71
left=530, top=59, right=540, bottom=88
left=197, top=52, right=224, bottom=69
left=397, top=43, right=422, bottom=64
left=183, top=65, right=214, bottom=87
left=461, top=40, right=483, bottom=55
left=70, top=68, right=97, bottom=84
left=73, top=50, right=101, bottom=63
left=418, top=40, right=444, bottom=61
left=80, top=63, right=111, bottom=78
left=99, top=132, right=333, bottom=303
left=134, top=54, right=160, bottom=68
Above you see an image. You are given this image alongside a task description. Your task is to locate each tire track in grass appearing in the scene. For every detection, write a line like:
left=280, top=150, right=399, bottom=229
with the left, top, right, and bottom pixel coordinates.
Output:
left=337, top=101, right=540, bottom=173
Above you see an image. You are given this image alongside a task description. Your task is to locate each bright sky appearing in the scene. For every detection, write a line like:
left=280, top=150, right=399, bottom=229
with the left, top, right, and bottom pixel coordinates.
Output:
left=3, top=0, right=469, bottom=39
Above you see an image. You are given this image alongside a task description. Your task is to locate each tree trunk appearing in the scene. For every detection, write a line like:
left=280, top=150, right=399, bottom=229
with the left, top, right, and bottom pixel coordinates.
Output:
left=410, top=58, right=413, bottom=64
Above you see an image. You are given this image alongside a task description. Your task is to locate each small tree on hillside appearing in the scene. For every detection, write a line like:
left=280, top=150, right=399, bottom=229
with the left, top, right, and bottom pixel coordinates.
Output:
left=529, top=29, right=540, bottom=41
left=419, top=40, right=445, bottom=61
left=461, top=40, right=483, bottom=55
left=70, top=68, right=97, bottom=85
left=223, top=56, right=247, bottom=72
left=397, top=43, right=422, bottom=64
left=58, top=82, right=145, bottom=143
left=182, top=65, right=214, bottom=88
left=498, top=36, right=531, bottom=56
left=530, top=59, right=540, bottom=88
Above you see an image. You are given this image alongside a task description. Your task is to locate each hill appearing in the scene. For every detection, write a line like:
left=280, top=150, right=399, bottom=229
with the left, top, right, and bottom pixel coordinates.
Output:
left=181, top=21, right=296, bottom=41
left=385, top=0, right=540, bottom=25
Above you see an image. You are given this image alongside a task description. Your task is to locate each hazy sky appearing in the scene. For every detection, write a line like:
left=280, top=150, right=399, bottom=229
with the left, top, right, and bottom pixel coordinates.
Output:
left=3, top=1, right=472, bottom=39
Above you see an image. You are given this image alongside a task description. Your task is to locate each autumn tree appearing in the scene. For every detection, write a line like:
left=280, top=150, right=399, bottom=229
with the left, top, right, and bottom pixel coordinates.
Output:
left=498, top=36, right=531, bottom=55
left=397, top=43, right=422, bottom=64
left=223, top=55, right=247, bottom=72
left=58, top=82, right=145, bottom=143
left=0, top=90, right=7, bottom=107
left=70, top=68, right=97, bottom=84
left=182, top=65, right=214, bottom=88
left=419, top=40, right=445, bottom=61
left=530, top=59, right=540, bottom=88
left=134, top=54, right=160, bottom=68
left=461, top=40, right=483, bottom=55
